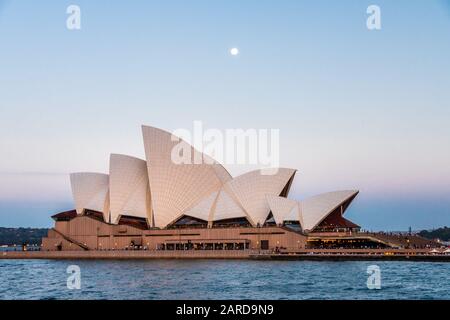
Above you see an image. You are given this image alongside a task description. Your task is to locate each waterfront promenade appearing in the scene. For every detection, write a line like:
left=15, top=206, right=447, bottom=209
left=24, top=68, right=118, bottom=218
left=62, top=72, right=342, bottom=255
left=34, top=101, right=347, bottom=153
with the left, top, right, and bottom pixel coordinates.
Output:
left=1, top=248, right=449, bottom=261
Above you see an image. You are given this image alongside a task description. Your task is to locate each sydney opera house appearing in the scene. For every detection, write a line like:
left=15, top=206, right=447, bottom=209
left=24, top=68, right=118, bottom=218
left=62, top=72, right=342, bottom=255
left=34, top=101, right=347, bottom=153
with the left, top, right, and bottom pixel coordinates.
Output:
left=42, top=125, right=398, bottom=252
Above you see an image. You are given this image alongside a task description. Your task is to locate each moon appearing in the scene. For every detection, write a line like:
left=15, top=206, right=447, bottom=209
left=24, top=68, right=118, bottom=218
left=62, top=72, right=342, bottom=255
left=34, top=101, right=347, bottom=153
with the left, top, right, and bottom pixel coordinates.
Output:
left=230, top=48, right=239, bottom=56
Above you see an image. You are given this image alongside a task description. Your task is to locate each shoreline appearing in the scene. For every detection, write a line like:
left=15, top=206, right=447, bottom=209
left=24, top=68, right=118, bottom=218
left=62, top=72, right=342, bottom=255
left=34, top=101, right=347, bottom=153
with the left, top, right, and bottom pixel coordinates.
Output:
left=2, top=249, right=450, bottom=261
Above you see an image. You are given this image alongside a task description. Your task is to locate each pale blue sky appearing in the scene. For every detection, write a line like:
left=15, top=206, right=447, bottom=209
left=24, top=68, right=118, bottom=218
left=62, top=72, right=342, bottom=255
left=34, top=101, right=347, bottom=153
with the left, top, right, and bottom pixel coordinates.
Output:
left=0, top=0, right=449, bottom=229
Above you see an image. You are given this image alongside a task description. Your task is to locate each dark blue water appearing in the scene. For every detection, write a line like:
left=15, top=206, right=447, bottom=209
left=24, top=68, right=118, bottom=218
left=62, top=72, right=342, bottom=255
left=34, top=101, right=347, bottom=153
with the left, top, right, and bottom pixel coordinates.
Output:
left=0, top=260, right=449, bottom=300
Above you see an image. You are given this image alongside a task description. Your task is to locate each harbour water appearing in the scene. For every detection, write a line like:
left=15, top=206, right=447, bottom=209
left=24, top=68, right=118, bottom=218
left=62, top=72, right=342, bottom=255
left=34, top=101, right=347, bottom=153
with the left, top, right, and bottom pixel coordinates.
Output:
left=0, top=260, right=449, bottom=300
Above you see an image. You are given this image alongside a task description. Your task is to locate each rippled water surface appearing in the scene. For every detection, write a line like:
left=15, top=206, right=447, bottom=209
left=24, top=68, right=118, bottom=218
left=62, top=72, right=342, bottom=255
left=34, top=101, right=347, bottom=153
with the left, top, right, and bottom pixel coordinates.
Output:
left=0, top=260, right=449, bottom=299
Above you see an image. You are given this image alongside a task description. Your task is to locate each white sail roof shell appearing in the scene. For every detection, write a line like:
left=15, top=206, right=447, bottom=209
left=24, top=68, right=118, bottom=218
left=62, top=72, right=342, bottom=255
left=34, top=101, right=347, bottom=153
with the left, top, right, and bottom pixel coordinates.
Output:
left=266, top=190, right=359, bottom=232
left=70, top=172, right=109, bottom=221
left=109, top=154, right=151, bottom=225
left=182, top=186, right=248, bottom=223
left=225, top=168, right=296, bottom=226
left=266, top=195, right=299, bottom=225
left=142, top=126, right=232, bottom=228
left=181, top=169, right=296, bottom=225
left=300, top=190, right=359, bottom=232
left=212, top=187, right=248, bottom=221
left=183, top=191, right=218, bottom=221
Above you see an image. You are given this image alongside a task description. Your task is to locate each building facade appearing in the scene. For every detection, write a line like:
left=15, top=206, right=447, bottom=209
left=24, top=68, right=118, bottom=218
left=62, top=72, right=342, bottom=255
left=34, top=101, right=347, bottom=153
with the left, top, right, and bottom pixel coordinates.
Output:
left=42, top=125, right=376, bottom=252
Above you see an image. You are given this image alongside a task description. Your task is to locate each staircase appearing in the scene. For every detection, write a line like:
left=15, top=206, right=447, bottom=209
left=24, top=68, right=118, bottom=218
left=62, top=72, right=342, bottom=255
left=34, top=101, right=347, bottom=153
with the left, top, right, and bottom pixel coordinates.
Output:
left=365, top=233, right=439, bottom=249
left=52, top=228, right=90, bottom=250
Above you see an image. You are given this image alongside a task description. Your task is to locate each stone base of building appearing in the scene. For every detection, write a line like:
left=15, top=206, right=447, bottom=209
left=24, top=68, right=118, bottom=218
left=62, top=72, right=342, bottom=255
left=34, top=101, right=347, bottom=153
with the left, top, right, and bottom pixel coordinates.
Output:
left=39, top=213, right=440, bottom=254
left=41, top=214, right=308, bottom=252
